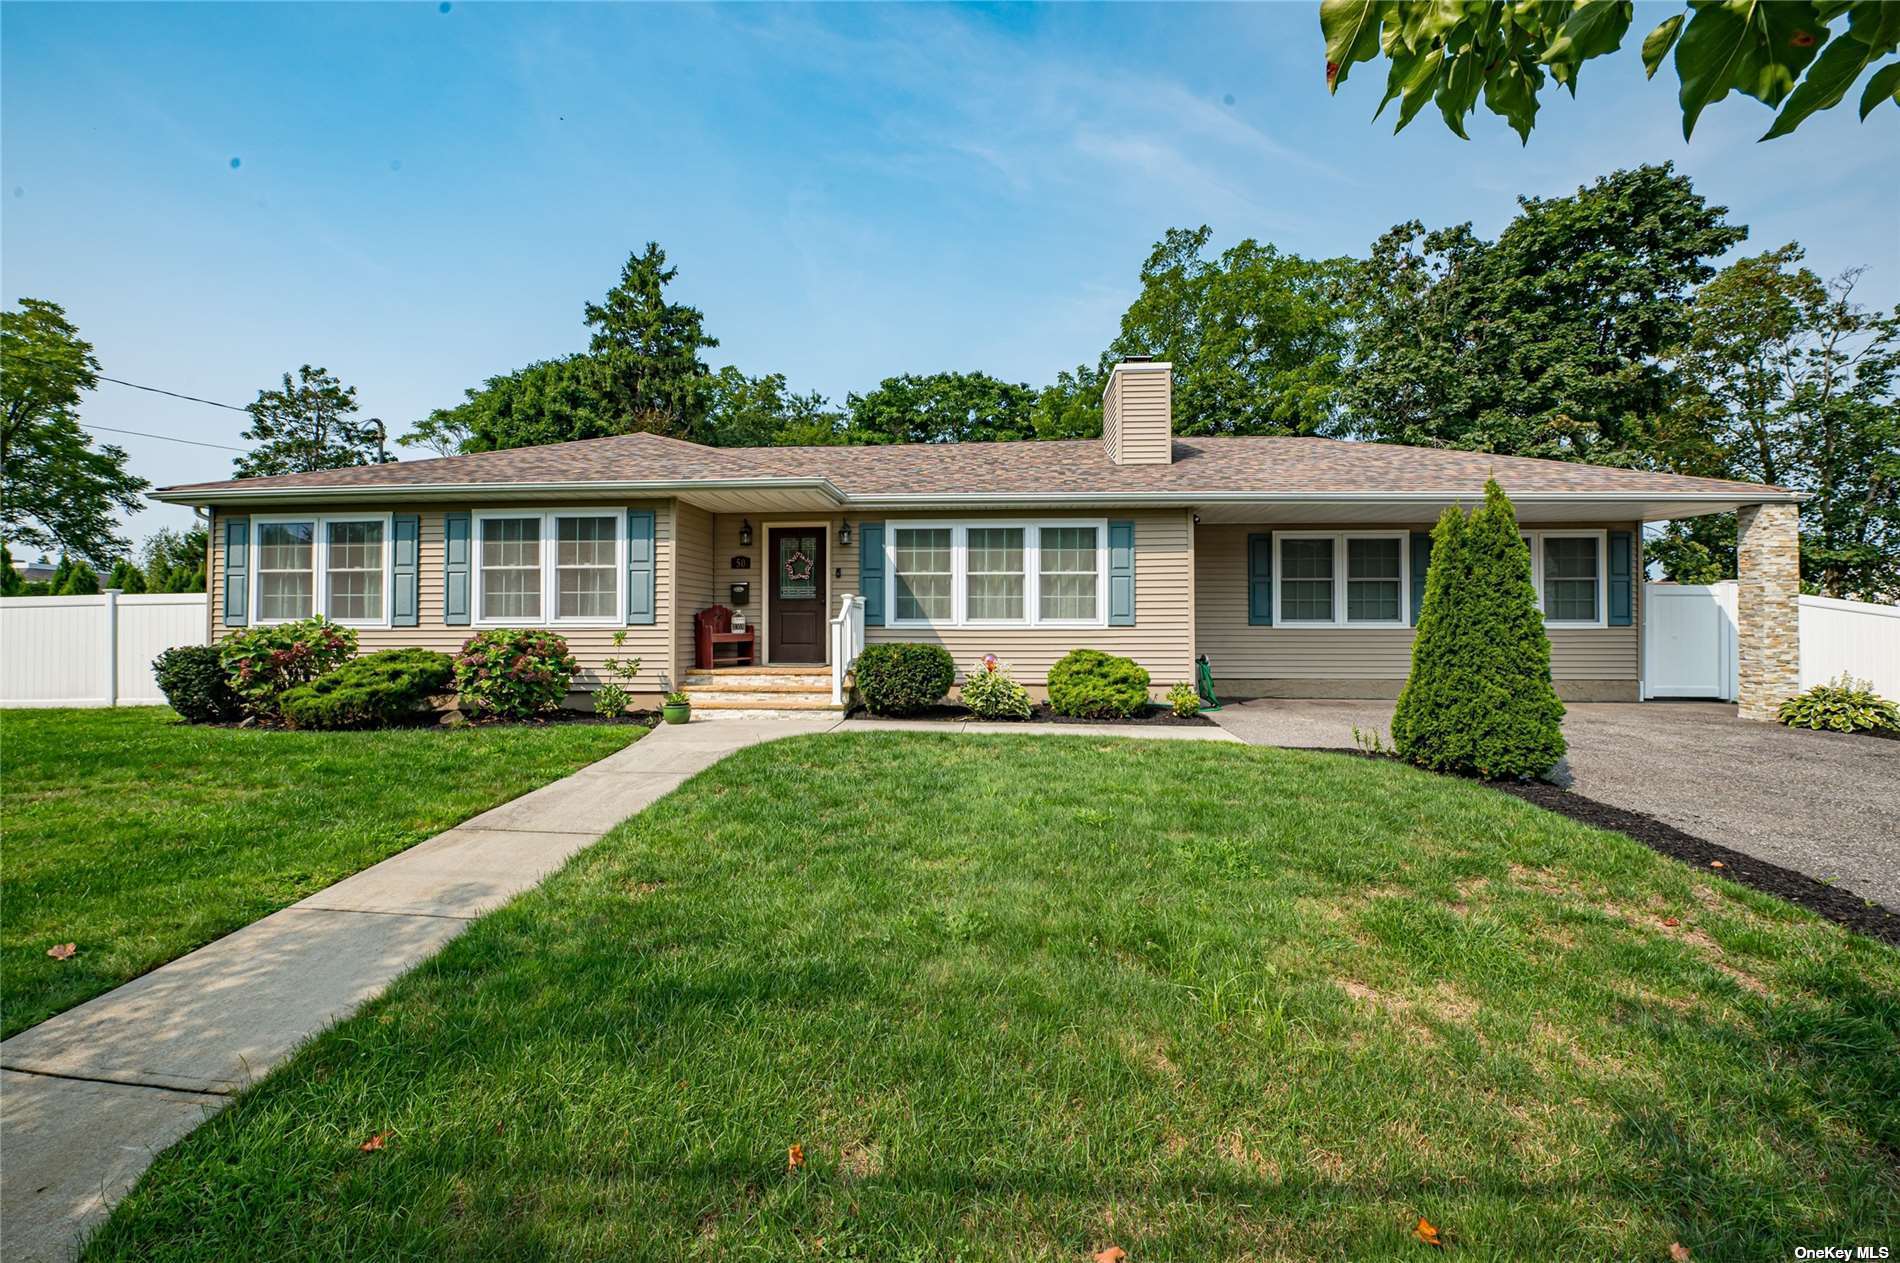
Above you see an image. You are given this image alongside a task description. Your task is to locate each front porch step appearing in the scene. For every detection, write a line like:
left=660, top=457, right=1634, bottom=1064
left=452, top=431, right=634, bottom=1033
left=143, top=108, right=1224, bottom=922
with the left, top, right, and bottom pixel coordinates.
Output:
left=691, top=698, right=844, bottom=716
left=686, top=690, right=837, bottom=706
left=682, top=677, right=831, bottom=694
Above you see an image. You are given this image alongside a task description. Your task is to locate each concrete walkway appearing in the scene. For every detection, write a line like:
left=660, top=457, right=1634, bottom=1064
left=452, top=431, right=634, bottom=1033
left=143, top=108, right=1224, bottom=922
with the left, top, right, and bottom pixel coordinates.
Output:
left=0, top=716, right=841, bottom=1263
left=1210, top=699, right=1900, bottom=908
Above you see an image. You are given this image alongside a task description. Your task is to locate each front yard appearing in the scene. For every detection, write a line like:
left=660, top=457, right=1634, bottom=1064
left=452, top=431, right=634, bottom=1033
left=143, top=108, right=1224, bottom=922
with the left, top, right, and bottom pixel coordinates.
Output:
left=0, top=707, right=641, bottom=1039
left=89, top=733, right=1897, bottom=1260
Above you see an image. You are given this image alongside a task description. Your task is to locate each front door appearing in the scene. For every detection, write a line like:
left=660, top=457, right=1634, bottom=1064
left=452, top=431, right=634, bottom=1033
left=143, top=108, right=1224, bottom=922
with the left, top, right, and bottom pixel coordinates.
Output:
left=768, top=527, right=827, bottom=663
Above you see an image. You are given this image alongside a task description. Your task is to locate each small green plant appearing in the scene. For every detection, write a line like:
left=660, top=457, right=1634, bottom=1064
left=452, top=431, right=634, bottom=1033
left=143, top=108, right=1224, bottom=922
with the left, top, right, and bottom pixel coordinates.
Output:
left=854, top=643, right=956, bottom=716
left=453, top=628, right=578, bottom=720
left=219, top=617, right=358, bottom=719
left=592, top=630, right=643, bottom=718
left=1166, top=682, right=1201, bottom=718
left=1778, top=674, right=1900, bottom=734
left=1047, top=648, right=1150, bottom=719
left=152, top=644, right=244, bottom=723
left=281, top=649, right=455, bottom=730
left=663, top=689, right=690, bottom=706
left=960, top=655, right=1032, bottom=720
left=1351, top=724, right=1392, bottom=756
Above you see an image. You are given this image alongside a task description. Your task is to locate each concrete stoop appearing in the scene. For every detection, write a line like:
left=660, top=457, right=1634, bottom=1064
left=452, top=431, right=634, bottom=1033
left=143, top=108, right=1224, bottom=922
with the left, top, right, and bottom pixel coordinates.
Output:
left=681, top=669, right=844, bottom=718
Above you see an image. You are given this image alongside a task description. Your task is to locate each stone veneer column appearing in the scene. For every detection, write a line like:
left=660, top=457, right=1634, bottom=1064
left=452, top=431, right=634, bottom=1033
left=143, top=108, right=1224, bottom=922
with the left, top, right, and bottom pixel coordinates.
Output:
left=1735, top=502, right=1801, bottom=722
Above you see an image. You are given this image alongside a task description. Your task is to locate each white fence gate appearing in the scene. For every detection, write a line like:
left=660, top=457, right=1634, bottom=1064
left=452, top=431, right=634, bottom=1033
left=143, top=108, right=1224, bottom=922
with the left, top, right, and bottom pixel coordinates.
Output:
left=1643, top=581, right=1900, bottom=700
left=0, top=592, right=208, bottom=707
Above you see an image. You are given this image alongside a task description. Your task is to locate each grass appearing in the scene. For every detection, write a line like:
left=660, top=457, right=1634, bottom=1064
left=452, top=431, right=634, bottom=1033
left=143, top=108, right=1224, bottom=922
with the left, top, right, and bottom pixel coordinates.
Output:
left=89, top=733, right=1897, bottom=1261
left=1, top=707, right=641, bottom=1039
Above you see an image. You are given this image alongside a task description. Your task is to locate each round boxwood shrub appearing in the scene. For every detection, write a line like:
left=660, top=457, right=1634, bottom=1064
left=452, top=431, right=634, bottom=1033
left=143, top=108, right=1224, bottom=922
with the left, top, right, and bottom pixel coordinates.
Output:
left=281, top=648, right=456, bottom=730
left=153, top=643, right=244, bottom=723
left=960, top=655, right=1032, bottom=720
left=453, top=628, right=579, bottom=719
left=1392, top=479, right=1566, bottom=779
left=219, top=617, right=358, bottom=718
left=1047, top=648, right=1151, bottom=719
left=853, top=642, right=955, bottom=716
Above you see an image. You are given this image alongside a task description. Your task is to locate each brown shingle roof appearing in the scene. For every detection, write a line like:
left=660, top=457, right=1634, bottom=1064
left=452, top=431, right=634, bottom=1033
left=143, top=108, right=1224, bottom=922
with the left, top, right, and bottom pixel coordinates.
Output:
left=154, top=431, right=1789, bottom=502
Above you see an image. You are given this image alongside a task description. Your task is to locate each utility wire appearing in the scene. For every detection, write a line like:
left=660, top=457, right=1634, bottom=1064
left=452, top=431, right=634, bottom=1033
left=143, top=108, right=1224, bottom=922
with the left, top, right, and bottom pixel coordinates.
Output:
left=96, top=375, right=251, bottom=412
left=82, top=423, right=251, bottom=452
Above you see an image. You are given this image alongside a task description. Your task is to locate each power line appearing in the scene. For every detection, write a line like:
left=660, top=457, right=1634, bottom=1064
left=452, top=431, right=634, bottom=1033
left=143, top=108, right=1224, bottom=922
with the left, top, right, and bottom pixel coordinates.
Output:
left=83, top=423, right=251, bottom=452
left=97, top=375, right=250, bottom=412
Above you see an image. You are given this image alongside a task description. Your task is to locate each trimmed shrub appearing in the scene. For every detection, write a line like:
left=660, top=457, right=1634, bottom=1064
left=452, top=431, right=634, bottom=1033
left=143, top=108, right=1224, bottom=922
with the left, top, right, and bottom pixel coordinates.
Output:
left=153, top=643, right=244, bottom=723
left=281, top=648, right=455, bottom=730
left=1166, top=682, right=1202, bottom=718
left=1392, top=480, right=1566, bottom=778
left=1778, top=674, right=1900, bottom=734
left=219, top=617, right=358, bottom=718
left=854, top=642, right=955, bottom=716
left=1047, top=648, right=1151, bottom=719
left=960, top=655, right=1032, bottom=720
left=453, top=628, right=578, bottom=719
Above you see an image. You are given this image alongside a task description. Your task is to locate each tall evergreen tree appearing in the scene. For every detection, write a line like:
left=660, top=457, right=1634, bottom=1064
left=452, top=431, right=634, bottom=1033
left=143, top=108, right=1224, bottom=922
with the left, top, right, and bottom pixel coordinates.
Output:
left=1393, top=481, right=1566, bottom=779
left=581, top=243, right=719, bottom=440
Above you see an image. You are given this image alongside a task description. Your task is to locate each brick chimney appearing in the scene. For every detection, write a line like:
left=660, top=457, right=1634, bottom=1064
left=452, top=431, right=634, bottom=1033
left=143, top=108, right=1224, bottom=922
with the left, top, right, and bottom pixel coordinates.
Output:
left=1101, top=357, right=1173, bottom=465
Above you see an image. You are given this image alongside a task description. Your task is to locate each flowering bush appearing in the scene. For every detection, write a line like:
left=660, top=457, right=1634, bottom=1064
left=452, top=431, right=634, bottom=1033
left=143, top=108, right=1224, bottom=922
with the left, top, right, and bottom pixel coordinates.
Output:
left=453, top=628, right=578, bottom=719
left=960, top=654, right=1032, bottom=720
left=218, top=617, right=358, bottom=718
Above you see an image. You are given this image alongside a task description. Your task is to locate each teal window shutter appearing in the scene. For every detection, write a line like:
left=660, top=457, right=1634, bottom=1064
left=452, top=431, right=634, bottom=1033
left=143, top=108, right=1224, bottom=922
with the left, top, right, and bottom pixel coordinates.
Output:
left=1409, top=532, right=1433, bottom=627
left=223, top=515, right=249, bottom=626
left=627, top=509, right=656, bottom=624
left=858, top=522, right=884, bottom=626
left=1107, top=520, right=1135, bottom=626
left=443, top=512, right=471, bottom=626
left=1608, top=530, right=1634, bottom=627
left=1247, top=533, right=1272, bottom=625
left=391, top=514, right=420, bottom=627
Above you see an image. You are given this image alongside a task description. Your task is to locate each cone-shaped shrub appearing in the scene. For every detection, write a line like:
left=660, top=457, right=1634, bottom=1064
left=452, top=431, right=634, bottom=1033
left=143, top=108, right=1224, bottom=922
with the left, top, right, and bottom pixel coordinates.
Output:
left=1392, top=479, right=1566, bottom=778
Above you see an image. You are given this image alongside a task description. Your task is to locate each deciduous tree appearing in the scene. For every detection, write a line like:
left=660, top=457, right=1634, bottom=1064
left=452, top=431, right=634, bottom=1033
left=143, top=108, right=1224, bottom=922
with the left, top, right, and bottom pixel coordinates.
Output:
left=1, top=299, right=148, bottom=561
left=843, top=372, right=1037, bottom=445
left=234, top=365, right=389, bottom=477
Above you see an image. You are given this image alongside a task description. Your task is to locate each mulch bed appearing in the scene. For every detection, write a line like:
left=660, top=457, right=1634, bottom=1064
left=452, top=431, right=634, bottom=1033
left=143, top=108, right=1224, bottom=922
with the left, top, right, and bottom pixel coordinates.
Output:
left=1315, top=748, right=1900, bottom=948
left=199, top=709, right=659, bottom=732
left=864, top=703, right=1216, bottom=727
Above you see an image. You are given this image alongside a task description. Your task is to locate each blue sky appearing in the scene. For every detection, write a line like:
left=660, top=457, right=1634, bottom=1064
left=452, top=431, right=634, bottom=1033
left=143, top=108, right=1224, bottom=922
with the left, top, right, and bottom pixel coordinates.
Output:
left=4, top=1, right=1896, bottom=541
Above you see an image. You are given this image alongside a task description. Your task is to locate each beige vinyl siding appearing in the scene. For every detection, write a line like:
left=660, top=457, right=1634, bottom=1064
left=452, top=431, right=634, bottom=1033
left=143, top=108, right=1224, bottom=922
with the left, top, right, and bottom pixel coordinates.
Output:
left=855, top=509, right=1194, bottom=689
left=707, top=512, right=857, bottom=652
left=1103, top=366, right=1172, bottom=466
left=672, top=501, right=715, bottom=682
left=209, top=503, right=674, bottom=693
left=1193, top=522, right=1639, bottom=696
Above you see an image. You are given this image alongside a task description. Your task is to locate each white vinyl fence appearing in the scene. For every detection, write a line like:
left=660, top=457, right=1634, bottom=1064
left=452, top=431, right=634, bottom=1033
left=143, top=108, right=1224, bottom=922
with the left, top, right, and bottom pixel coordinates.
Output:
left=0, top=592, right=208, bottom=707
left=1643, top=581, right=1900, bottom=701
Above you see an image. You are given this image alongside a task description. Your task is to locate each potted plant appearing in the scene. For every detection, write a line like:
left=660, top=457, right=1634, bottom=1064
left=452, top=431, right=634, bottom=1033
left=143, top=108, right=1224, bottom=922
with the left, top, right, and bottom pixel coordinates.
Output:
left=662, top=689, right=691, bottom=725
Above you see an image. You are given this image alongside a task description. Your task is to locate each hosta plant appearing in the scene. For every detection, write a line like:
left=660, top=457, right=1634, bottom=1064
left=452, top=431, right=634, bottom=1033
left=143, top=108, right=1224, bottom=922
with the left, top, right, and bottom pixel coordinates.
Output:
left=1777, top=674, right=1899, bottom=734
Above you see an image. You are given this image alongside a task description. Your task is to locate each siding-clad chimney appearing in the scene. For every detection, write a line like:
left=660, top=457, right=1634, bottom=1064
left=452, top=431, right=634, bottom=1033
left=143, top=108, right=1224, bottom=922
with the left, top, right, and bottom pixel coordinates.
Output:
left=1102, top=357, right=1173, bottom=465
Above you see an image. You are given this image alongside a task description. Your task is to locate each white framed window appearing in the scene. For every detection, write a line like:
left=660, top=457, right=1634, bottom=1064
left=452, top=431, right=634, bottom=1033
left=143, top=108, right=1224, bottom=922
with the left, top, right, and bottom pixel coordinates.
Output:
left=251, top=514, right=391, bottom=627
left=1520, top=530, right=1607, bottom=628
left=473, top=509, right=624, bottom=627
left=886, top=520, right=1109, bottom=629
left=965, top=526, right=1025, bottom=622
left=1272, top=532, right=1408, bottom=628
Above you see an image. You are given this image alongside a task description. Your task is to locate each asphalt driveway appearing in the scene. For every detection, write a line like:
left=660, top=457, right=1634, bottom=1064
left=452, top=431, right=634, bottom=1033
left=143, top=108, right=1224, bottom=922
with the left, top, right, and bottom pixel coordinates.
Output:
left=1211, top=700, right=1900, bottom=911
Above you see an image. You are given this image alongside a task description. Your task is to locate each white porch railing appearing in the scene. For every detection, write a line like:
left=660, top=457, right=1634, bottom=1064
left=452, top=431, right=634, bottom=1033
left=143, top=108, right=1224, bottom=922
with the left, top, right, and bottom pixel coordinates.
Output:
left=829, top=592, right=865, bottom=706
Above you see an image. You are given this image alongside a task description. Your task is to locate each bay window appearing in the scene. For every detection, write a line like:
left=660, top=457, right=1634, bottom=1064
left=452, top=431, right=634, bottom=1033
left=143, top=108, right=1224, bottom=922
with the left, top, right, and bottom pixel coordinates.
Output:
left=886, top=520, right=1108, bottom=628
left=473, top=510, right=624, bottom=626
left=1273, top=532, right=1408, bottom=627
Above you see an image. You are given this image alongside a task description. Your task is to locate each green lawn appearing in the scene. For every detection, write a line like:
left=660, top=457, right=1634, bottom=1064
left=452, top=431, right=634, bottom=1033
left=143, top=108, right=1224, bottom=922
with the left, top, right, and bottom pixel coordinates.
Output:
left=89, top=733, right=1896, bottom=1261
left=1, top=707, right=641, bottom=1039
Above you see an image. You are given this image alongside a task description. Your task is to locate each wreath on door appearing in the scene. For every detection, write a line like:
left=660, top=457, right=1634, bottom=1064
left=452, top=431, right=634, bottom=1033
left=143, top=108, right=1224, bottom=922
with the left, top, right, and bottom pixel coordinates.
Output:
left=783, top=549, right=814, bottom=583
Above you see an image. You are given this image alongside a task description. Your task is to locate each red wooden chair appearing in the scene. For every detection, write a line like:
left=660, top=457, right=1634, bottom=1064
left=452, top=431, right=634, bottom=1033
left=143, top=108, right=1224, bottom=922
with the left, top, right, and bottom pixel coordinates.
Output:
left=694, top=604, right=756, bottom=669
